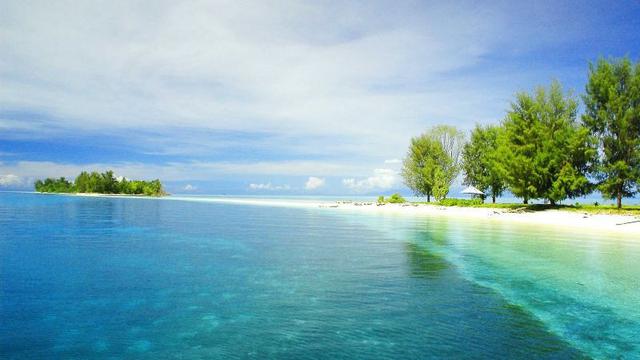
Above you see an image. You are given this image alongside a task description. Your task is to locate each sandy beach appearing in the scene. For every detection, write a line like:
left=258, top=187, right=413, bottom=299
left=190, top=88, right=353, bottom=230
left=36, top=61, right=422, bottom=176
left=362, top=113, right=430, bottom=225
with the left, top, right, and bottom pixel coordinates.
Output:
left=324, top=201, right=640, bottom=236
left=162, top=195, right=640, bottom=236
left=55, top=193, right=640, bottom=236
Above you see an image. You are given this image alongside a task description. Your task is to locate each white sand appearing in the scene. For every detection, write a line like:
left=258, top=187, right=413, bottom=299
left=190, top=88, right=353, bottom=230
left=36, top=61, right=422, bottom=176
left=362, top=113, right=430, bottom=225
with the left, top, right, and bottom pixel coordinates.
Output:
left=325, top=202, right=640, bottom=236
left=64, top=193, right=640, bottom=236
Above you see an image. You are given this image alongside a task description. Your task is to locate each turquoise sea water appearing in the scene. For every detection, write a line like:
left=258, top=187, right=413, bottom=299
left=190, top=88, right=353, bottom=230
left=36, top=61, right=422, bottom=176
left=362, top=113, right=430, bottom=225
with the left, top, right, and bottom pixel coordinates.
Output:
left=1, top=193, right=639, bottom=359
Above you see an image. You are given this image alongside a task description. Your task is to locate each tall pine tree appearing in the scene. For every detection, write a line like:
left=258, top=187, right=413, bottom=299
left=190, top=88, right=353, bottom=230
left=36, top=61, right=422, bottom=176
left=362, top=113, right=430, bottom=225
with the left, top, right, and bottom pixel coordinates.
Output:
left=582, top=57, right=640, bottom=208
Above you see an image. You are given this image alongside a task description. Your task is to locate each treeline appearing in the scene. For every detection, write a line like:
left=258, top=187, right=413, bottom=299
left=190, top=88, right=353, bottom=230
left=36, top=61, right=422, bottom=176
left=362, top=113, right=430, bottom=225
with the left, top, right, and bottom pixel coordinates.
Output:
left=402, top=57, right=640, bottom=208
left=34, top=170, right=165, bottom=196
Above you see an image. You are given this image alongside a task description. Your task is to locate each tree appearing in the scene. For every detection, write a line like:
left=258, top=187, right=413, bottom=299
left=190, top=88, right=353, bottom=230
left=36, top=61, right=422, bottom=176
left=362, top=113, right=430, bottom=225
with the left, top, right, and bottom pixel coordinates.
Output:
left=461, top=124, right=506, bottom=203
left=402, top=125, right=464, bottom=202
left=500, top=81, right=595, bottom=205
left=499, top=91, right=540, bottom=204
left=101, top=170, right=117, bottom=193
left=75, top=171, right=90, bottom=193
left=582, top=57, right=640, bottom=209
left=431, top=125, right=465, bottom=201
left=35, top=170, right=165, bottom=196
left=539, top=81, right=597, bottom=204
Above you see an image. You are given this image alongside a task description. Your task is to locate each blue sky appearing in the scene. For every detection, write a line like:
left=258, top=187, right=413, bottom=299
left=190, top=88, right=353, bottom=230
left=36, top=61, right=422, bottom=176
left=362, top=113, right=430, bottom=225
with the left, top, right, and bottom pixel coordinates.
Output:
left=1, top=0, right=639, bottom=195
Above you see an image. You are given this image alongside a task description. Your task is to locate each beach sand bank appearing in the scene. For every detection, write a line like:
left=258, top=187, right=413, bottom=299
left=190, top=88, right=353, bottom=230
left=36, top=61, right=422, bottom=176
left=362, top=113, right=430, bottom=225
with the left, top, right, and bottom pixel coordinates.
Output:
left=60, top=193, right=640, bottom=236
left=323, top=201, right=640, bottom=236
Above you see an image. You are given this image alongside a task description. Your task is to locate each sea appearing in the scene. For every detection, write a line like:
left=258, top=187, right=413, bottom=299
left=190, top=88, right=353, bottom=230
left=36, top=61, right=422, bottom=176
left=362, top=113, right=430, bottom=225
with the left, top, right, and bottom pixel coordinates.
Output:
left=1, top=192, right=639, bottom=359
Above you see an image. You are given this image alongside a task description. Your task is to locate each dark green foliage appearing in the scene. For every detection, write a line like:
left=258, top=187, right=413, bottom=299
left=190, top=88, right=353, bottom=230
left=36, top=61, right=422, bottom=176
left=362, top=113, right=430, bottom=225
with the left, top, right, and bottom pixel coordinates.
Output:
left=35, top=170, right=165, bottom=196
left=438, top=198, right=483, bottom=206
left=462, top=124, right=506, bottom=203
left=582, top=57, right=640, bottom=208
left=499, top=81, right=596, bottom=205
left=34, top=177, right=74, bottom=193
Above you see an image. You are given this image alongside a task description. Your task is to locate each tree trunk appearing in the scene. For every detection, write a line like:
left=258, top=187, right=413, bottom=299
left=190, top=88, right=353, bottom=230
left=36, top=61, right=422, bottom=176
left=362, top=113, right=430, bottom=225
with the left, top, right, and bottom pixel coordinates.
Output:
left=427, top=194, right=431, bottom=203
left=617, top=190, right=622, bottom=209
left=523, top=197, right=528, bottom=205
left=492, top=194, right=496, bottom=204
left=550, top=199, right=556, bottom=206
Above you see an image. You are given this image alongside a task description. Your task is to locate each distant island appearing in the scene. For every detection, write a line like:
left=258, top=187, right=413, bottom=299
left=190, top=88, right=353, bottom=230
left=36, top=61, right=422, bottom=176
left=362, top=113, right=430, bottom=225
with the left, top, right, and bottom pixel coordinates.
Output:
left=34, top=170, right=166, bottom=196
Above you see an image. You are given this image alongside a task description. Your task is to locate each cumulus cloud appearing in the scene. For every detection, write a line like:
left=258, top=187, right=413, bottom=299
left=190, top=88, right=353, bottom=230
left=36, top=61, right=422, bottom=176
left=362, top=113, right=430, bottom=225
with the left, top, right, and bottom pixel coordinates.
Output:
left=0, top=160, right=374, bottom=182
left=183, top=184, right=197, bottom=191
left=248, top=183, right=290, bottom=191
left=304, top=177, right=325, bottom=190
left=0, top=174, right=23, bottom=187
left=342, top=168, right=399, bottom=192
left=0, top=0, right=599, bottom=168
left=384, top=159, right=402, bottom=164
left=0, top=1, right=627, bottom=190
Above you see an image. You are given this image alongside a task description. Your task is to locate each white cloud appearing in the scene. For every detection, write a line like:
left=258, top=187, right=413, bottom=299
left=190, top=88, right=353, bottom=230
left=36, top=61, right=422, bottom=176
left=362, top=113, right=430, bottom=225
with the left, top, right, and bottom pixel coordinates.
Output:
left=0, top=174, right=23, bottom=187
left=183, top=184, right=197, bottom=191
left=248, top=182, right=290, bottom=191
left=0, top=1, right=617, bottom=188
left=304, top=177, right=325, bottom=190
left=0, top=0, right=591, bottom=166
left=0, top=160, right=374, bottom=182
left=384, top=159, right=401, bottom=164
left=342, top=168, right=399, bottom=192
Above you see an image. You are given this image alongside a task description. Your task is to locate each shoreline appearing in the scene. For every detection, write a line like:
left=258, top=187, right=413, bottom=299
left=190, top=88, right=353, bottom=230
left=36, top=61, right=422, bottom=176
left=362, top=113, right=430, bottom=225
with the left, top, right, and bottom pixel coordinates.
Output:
left=176, top=196, right=640, bottom=236
left=23, top=192, right=640, bottom=236
left=326, top=202, right=640, bottom=236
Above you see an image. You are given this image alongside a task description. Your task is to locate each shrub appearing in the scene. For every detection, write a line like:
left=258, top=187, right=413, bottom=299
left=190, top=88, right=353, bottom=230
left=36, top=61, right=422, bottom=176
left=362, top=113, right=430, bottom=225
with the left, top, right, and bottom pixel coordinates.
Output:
left=387, top=193, right=406, bottom=203
left=438, top=198, right=482, bottom=206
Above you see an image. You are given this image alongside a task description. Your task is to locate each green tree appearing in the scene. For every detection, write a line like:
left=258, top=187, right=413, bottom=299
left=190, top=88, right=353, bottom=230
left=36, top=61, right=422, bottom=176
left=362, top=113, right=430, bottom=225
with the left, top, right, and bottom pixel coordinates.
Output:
left=539, top=81, right=597, bottom=204
left=35, top=170, right=165, bottom=196
left=75, top=171, right=90, bottom=192
left=101, top=170, right=117, bottom=193
left=402, top=125, right=464, bottom=202
left=462, top=124, right=506, bottom=203
left=500, top=81, right=595, bottom=205
left=34, top=177, right=73, bottom=193
left=402, top=134, right=444, bottom=202
left=582, top=57, right=640, bottom=209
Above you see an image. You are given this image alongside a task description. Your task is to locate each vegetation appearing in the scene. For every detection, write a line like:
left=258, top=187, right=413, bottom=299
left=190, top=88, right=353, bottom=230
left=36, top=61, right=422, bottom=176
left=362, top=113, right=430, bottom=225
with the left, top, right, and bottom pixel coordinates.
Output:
left=431, top=199, right=640, bottom=216
left=402, top=125, right=465, bottom=202
left=582, top=57, right=640, bottom=209
left=403, top=56, right=640, bottom=209
left=438, top=198, right=482, bottom=206
left=403, top=196, right=638, bottom=216
left=499, top=81, right=596, bottom=205
left=388, top=193, right=407, bottom=203
left=461, top=124, right=505, bottom=203
left=33, top=177, right=74, bottom=193
left=34, top=170, right=165, bottom=196
left=378, top=193, right=407, bottom=204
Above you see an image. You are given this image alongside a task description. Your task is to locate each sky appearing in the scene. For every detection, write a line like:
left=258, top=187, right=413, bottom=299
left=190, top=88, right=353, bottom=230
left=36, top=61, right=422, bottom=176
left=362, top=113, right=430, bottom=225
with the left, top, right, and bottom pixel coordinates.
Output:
left=1, top=0, right=639, bottom=195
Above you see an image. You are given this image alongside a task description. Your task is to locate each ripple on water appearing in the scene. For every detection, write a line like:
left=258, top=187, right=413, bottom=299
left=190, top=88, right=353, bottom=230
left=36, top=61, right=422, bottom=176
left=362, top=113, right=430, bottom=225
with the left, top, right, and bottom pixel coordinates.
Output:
left=1, top=193, right=636, bottom=359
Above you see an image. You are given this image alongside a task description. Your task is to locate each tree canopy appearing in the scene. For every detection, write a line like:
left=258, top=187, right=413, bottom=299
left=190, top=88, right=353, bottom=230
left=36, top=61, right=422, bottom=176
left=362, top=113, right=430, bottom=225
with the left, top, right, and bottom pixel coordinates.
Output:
left=461, top=124, right=506, bottom=203
left=35, top=170, right=165, bottom=196
left=582, top=57, right=640, bottom=208
left=499, top=81, right=595, bottom=205
left=402, top=125, right=464, bottom=202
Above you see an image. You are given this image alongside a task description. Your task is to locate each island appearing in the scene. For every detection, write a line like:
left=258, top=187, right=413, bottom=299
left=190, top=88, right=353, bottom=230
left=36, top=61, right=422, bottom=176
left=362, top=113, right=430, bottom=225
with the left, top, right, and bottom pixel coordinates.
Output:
left=34, top=170, right=166, bottom=196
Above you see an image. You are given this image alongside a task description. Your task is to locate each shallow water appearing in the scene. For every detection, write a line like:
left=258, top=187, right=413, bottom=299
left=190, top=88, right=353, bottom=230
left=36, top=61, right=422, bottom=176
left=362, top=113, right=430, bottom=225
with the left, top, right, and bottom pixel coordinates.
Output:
left=1, top=193, right=638, bottom=358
